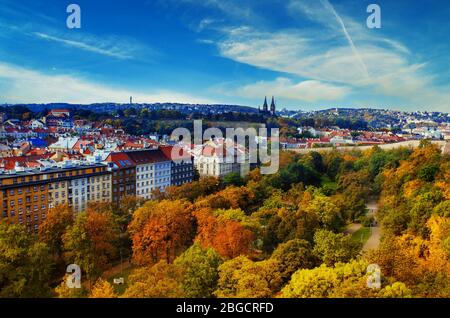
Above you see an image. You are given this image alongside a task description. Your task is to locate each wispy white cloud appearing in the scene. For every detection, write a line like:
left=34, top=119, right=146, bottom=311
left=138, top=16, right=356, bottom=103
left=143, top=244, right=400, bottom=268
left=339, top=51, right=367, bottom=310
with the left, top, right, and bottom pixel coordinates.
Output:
left=319, top=0, right=369, bottom=79
left=32, top=32, right=136, bottom=60
left=196, top=0, right=450, bottom=111
left=33, top=32, right=133, bottom=59
left=0, top=19, right=156, bottom=61
left=31, top=32, right=157, bottom=60
left=234, top=77, right=350, bottom=102
left=0, top=62, right=214, bottom=104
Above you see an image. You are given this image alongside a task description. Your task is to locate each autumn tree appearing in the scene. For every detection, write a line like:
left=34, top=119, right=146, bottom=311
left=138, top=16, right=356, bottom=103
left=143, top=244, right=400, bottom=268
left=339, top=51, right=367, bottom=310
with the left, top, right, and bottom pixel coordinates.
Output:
left=196, top=186, right=256, bottom=211
left=164, top=177, right=220, bottom=202
left=63, top=209, right=119, bottom=285
left=38, top=204, right=73, bottom=261
left=281, top=259, right=376, bottom=298
left=214, top=256, right=282, bottom=298
left=90, top=279, right=117, bottom=298
left=123, top=261, right=185, bottom=298
left=378, top=282, right=412, bottom=298
left=193, top=206, right=254, bottom=259
left=366, top=234, right=424, bottom=286
left=174, top=244, right=223, bottom=298
left=211, top=220, right=253, bottom=259
left=54, top=274, right=86, bottom=298
left=129, top=200, right=195, bottom=265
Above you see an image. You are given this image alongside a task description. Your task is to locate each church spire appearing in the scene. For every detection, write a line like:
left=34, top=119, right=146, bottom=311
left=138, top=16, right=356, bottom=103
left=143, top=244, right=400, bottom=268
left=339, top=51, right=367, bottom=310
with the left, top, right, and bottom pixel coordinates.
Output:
left=263, top=96, right=268, bottom=112
left=270, top=96, right=276, bottom=115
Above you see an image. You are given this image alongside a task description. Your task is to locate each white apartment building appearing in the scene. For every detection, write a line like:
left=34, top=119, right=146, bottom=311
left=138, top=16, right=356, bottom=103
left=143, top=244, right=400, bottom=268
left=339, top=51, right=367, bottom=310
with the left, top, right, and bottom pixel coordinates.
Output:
left=125, top=149, right=171, bottom=200
left=193, top=139, right=250, bottom=178
left=70, top=177, right=88, bottom=213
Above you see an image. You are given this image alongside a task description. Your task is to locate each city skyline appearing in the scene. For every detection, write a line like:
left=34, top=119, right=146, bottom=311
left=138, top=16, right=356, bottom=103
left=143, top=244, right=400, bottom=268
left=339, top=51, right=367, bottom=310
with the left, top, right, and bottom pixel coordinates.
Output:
left=0, top=0, right=449, bottom=111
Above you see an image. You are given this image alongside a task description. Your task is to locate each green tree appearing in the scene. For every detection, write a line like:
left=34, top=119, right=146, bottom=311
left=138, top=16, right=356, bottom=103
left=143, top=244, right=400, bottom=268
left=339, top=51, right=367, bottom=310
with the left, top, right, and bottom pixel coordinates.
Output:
left=313, top=229, right=361, bottom=266
left=223, top=172, right=244, bottom=187
left=270, top=239, right=316, bottom=282
left=306, top=192, right=343, bottom=231
left=0, top=223, right=53, bottom=297
left=63, top=210, right=119, bottom=285
left=174, top=244, right=223, bottom=298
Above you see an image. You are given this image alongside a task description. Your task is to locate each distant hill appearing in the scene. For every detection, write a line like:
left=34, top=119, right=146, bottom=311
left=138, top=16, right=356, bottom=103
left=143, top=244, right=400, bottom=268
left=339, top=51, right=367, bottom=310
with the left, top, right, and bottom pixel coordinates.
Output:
left=1, top=102, right=260, bottom=115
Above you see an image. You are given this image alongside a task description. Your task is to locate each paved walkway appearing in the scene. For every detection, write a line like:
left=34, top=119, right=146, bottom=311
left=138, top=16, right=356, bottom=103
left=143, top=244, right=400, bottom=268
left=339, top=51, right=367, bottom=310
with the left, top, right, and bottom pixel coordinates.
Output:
left=102, top=260, right=132, bottom=279
left=362, top=198, right=381, bottom=252
left=344, top=223, right=362, bottom=235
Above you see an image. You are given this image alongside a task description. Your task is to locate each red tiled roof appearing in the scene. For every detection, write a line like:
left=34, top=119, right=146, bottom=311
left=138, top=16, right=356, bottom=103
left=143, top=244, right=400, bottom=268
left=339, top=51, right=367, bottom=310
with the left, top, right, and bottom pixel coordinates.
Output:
left=0, top=154, right=53, bottom=170
left=106, top=152, right=136, bottom=168
left=73, top=140, right=94, bottom=151
left=160, top=145, right=191, bottom=161
left=124, top=149, right=170, bottom=165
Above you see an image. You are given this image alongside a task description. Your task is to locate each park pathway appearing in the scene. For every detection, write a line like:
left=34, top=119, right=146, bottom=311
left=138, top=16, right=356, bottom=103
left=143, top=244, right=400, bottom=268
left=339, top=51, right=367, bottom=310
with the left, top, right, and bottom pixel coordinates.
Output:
left=362, top=198, right=381, bottom=252
left=344, top=223, right=362, bottom=235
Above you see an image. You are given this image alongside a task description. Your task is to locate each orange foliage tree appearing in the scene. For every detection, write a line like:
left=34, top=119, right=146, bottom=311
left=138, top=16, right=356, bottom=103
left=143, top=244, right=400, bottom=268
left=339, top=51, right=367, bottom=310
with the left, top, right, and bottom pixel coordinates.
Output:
left=129, top=200, right=196, bottom=265
left=194, top=208, right=254, bottom=259
left=39, top=204, right=74, bottom=260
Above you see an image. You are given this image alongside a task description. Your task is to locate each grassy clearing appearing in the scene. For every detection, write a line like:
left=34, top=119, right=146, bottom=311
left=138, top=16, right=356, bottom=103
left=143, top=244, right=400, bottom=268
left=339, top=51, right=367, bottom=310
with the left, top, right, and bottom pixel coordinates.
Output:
left=351, top=227, right=371, bottom=245
left=106, top=265, right=136, bottom=295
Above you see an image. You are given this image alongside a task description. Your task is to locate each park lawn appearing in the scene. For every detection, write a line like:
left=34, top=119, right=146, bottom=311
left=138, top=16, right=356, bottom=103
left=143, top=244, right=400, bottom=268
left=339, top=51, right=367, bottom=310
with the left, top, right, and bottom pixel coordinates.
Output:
left=107, top=265, right=136, bottom=296
left=351, top=227, right=371, bottom=245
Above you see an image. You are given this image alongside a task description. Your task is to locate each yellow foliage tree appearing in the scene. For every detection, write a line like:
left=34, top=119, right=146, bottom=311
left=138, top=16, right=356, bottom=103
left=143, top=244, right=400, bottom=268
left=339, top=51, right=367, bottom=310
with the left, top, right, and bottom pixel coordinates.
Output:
left=90, top=279, right=117, bottom=298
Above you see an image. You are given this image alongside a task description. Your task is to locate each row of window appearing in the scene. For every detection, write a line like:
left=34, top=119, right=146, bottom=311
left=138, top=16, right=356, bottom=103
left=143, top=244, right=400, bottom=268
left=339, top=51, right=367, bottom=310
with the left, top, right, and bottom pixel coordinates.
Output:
left=8, top=195, right=46, bottom=206
left=7, top=185, right=45, bottom=196
left=136, top=163, right=170, bottom=172
left=136, top=184, right=168, bottom=195
left=5, top=204, right=47, bottom=217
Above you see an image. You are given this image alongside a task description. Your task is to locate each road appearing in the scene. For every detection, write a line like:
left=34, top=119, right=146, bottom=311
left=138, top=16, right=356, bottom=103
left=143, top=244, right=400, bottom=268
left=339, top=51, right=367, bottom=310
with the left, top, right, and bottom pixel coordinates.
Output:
left=287, top=140, right=446, bottom=154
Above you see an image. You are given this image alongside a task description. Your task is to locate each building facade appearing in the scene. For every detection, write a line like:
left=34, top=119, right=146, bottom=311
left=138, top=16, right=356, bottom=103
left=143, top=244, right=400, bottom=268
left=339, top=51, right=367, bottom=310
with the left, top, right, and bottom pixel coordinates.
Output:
left=125, top=149, right=171, bottom=200
left=0, top=162, right=112, bottom=232
left=106, top=152, right=136, bottom=203
left=160, top=145, right=194, bottom=186
left=193, top=142, right=250, bottom=179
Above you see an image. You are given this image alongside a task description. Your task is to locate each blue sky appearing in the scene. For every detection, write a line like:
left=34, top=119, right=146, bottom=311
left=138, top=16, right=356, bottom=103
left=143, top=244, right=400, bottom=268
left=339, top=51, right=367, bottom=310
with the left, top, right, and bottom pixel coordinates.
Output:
left=0, top=0, right=449, bottom=111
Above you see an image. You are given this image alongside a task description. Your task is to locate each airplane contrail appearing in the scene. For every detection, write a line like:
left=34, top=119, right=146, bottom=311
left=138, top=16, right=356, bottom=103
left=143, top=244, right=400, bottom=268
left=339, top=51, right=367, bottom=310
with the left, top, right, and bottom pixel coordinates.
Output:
left=320, top=0, right=370, bottom=80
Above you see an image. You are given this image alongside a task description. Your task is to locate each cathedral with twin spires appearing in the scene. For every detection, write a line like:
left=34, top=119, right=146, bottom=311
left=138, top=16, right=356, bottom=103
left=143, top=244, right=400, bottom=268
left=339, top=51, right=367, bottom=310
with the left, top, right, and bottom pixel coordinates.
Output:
left=258, top=96, right=277, bottom=116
